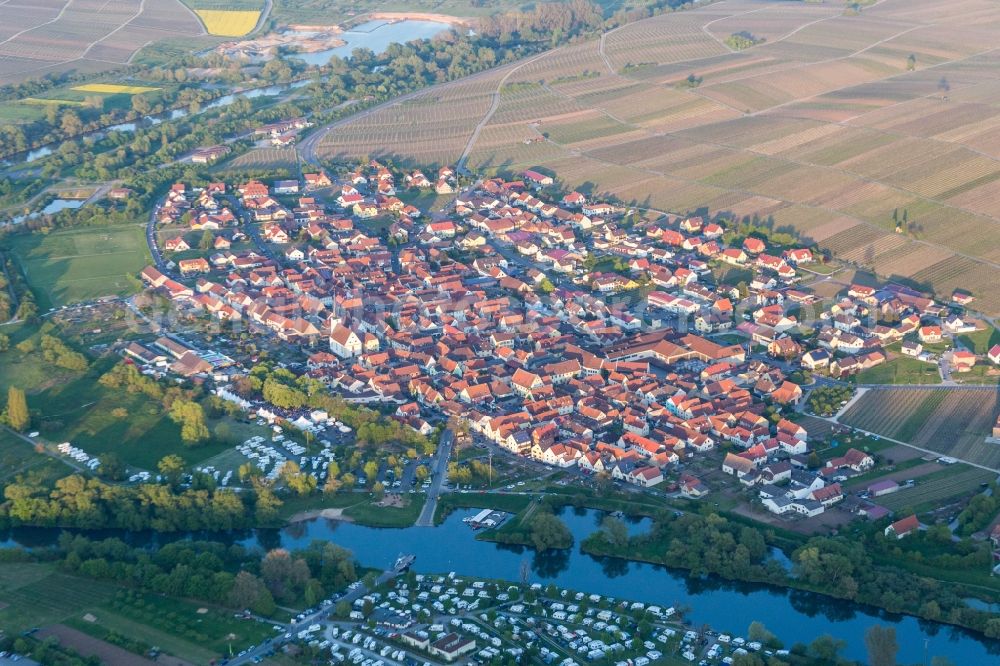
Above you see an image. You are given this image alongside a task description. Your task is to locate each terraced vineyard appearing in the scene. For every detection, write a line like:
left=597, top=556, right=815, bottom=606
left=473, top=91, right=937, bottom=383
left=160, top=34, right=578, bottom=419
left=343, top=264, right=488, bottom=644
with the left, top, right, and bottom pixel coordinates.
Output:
left=840, top=388, right=946, bottom=441
left=0, top=0, right=204, bottom=85
left=840, top=387, right=1000, bottom=469
left=878, top=466, right=997, bottom=513
left=222, top=146, right=299, bottom=172
left=318, top=0, right=1000, bottom=314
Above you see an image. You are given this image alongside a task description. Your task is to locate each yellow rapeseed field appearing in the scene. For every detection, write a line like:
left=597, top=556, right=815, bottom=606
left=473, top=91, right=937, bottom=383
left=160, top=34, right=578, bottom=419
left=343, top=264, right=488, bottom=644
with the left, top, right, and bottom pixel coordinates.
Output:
left=195, top=10, right=261, bottom=37
left=72, top=84, right=161, bottom=94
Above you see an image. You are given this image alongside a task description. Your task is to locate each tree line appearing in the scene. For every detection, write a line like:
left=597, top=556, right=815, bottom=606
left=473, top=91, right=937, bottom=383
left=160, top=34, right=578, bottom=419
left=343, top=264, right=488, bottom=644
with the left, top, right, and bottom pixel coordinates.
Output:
left=1, top=474, right=282, bottom=531
left=50, top=534, right=358, bottom=616
left=581, top=508, right=1000, bottom=640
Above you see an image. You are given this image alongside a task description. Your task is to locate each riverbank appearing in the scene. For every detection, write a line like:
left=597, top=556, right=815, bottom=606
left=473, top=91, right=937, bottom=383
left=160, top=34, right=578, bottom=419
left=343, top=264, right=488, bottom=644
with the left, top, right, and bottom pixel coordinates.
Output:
left=286, top=507, right=352, bottom=523
left=2, top=508, right=998, bottom=663
left=368, top=12, right=472, bottom=27
left=458, top=494, right=1000, bottom=642
left=276, top=491, right=427, bottom=529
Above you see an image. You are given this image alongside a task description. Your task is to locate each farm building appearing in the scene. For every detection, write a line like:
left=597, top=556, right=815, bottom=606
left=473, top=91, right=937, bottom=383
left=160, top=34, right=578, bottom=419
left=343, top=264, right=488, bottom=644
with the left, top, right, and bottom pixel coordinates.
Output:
left=885, top=515, right=920, bottom=539
left=867, top=479, right=899, bottom=497
left=191, top=145, right=230, bottom=164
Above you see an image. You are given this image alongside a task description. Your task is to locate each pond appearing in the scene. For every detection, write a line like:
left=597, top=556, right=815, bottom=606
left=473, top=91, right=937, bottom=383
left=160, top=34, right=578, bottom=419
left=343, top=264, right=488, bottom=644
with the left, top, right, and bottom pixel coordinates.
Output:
left=9, top=197, right=85, bottom=224
left=24, top=146, right=53, bottom=163
left=293, top=20, right=453, bottom=67
left=2, top=507, right=996, bottom=664
left=41, top=198, right=84, bottom=215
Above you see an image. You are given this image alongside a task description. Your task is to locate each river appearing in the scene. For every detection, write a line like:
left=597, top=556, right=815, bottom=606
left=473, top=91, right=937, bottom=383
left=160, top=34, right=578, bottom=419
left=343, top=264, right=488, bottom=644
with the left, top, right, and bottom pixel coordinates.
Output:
left=13, top=21, right=447, bottom=166
left=1, top=507, right=997, bottom=664
left=13, top=80, right=312, bottom=166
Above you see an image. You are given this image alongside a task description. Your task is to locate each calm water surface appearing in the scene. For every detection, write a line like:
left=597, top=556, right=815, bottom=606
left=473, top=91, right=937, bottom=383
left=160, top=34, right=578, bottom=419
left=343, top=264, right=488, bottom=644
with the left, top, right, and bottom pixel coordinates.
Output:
left=3, top=507, right=995, bottom=663
left=294, top=20, right=452, bottom=67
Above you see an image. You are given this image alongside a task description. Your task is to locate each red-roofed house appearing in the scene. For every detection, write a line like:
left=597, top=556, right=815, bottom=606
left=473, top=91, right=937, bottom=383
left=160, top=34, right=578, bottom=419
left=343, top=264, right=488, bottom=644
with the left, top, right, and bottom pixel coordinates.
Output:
left=885, top=514, right=920, bottom=539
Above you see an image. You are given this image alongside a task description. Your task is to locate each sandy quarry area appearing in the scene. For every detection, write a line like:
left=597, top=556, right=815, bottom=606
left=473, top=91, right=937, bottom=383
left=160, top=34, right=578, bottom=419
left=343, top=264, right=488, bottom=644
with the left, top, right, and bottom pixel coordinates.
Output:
left=215, top=28, right=345, bottom=60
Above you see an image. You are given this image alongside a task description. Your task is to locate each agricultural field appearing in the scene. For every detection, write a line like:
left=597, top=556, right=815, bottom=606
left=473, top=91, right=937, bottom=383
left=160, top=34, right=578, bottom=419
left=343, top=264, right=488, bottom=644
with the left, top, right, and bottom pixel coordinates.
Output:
left=0, top=0, right=204, bottom=85
left=71, top=589, right=272, bottom=663
left=0, top=429, right=73, bottom=488
left=956, top=325, right=1000, bottom=354
left=37, top=625, right=154, bottom=666
left=268, top=0, right=666, bottom=26
left=856, top=355, right=941, bottom=385
left=840, top=387, right=1000, bottom=469
left=877, top=465, right=997, bottom=514
left=71, top=84, right=161, bottom=95
left=194, top=10, right=263, bottom=37
left=0, top=82, right=178, bottom=122
left=4, top=223, right=151, bottom=311
left=319, top=0, right=1000, bottom=314
left=269, top=0, right=518, bottom=24
left=221, top=146, right=299, bottom=173
left=0, top=564, right=269, bottom=663
left=0, top=563, right=119, bottom=633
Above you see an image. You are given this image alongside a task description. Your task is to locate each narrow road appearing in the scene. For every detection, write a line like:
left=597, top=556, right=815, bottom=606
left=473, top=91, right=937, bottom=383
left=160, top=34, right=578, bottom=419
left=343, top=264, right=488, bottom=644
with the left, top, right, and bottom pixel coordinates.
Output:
left=299, top=46, right=569, bottom=169
left=455, top=48, right=560, bottom=173
left=2, top=425, right=84, bottom=473
left=854, top=383, right=1000, bottom=390
left=228, top=555, right=412, bottom=666
left=415, top=428, right=453, bottom=526
left=146, top=204, right=166, bottom=272
left=255, top=0, right=273, bottom=35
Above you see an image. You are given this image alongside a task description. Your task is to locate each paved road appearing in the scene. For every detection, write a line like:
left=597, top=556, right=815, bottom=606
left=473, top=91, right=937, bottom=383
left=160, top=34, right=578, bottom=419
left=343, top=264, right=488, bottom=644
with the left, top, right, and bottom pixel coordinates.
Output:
left=2, top=425, right=86, bottom=473
left=415, top=428, right=453, bottom=527
left=231, top=196, right=278, bottom=262
left=297, top=48, right=569, bottom=168
left=854, top=383, right=1000, bottom=390
left=227, top=557, right=411, bottom=665
left=146, top=204, right=166, bottom=272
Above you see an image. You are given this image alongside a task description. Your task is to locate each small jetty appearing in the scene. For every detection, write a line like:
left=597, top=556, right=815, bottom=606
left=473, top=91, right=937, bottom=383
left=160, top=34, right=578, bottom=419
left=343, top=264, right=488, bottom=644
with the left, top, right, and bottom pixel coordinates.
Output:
left=393, top=553, right=416, bottom=572
left=463, top=509, right=508, bottom=530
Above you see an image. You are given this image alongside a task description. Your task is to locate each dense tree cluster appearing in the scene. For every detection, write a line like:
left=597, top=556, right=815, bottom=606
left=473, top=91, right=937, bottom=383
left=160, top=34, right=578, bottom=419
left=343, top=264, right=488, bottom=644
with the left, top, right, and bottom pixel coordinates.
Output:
left=724, top=31, right=765, bottom=51
left=722, top=214, right=798, bottom=248
left=99, top=361, right=170, bottom=400
left=955, top=484, right=1000, bottom=536
left=17, top=333, right=90, bottom=372
left=493, top=505, right=573, bottom=552
left=34, top=333, right=88, bottom=371
left=1, top=475, right=281, bottom=531
left=579, top=508, right=1000, bottom=640
left=479, top=1, right=604, bottom=44
left=51, top=535, right=357, bottom=617
left=447, top=459, right=494, bottom=486
left=794, top=535, right=1000, bottom=638
left=4, top=386, right=29, bottom=431
left=659, top=512, right=770, bottom=577
left=236, top=364, right=435, bottom=454
left=168, top=399, right=210, bottom=446
left=807, top=386, right=853, bottom=417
